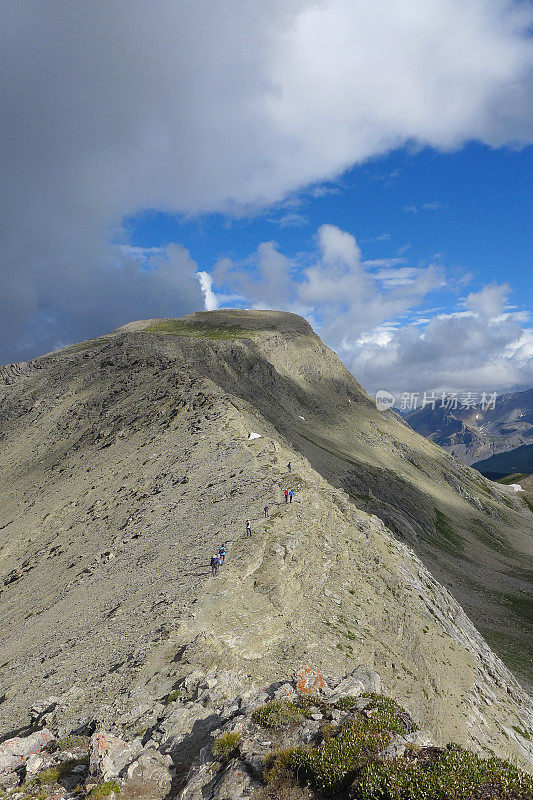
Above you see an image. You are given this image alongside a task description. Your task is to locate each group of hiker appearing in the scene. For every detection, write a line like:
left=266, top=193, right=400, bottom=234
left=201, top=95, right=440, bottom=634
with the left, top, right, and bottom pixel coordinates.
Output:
left=210, top=542, right=226, bottom=575
left=209, top=462, right=295, bottom=576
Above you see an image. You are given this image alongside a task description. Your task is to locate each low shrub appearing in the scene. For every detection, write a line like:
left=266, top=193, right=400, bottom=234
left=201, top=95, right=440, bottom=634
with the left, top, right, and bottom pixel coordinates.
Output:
left=264, top=748, right=297, bottom=783
left=359, top=693, right=416, bottom=735
left=164, top=688, right=184, bottom=704
left=32, top=766, right=61, bottom=785
left=294, top=695, right=329, bottom=716
left=259, top=760, right=311, bottom=800
left=47, top=734, right=89, bottom=753
left=352, top=745, right=533, bottom=799
left=332, top=693, right=415, bottom=736
left=334, top=696, right=361, bottom=711
left=212, top=731, right=241, bottom=762
left=289, top=716, right=391, bottom=795
left=87, top=781, right=121, bottom=798
left=252, top=700, right=307, bottom=729
left=320, top=722, right=336, bottom=742
left=30, top=757, right=88, bottom=786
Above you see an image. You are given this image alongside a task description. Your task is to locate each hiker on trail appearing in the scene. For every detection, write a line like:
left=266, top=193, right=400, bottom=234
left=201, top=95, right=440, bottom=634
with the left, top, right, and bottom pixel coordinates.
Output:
left=284, top=489, right=289, bottom=504
left=289, top=489, right=294, bottom=503
left=246, top=520, right=252, bottom=537
left=264, top=505, right=269, bottom=517
left=218, top=543, right=226, bottom=564
left=287, top=461, right=292, bottom=473
left=210, top=554, right=220, bottom=576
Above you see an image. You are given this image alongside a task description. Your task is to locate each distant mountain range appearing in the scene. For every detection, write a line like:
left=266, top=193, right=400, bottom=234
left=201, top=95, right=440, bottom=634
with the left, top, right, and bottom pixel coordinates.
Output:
left=404, top=388, right=533, bottom=466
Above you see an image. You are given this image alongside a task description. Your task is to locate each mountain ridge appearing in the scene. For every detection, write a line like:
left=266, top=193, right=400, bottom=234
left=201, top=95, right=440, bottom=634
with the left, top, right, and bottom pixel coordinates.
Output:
left=0, top=310, right=531, bottom=771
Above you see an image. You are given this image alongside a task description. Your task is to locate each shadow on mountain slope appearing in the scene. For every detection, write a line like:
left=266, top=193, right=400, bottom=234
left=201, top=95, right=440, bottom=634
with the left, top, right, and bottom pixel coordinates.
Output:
left=133, top=312, right=533, bottom=690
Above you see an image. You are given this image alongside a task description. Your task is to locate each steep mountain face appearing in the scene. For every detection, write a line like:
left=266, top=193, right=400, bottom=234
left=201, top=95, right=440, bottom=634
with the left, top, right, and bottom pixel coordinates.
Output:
left=1, top=310, right=532, bottom=770
left=404, top=388, right=533, bottom=465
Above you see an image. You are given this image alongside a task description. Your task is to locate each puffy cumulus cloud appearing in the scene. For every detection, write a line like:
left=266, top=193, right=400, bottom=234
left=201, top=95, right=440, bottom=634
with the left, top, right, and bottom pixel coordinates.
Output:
left=1, top=0, right=533, bottom=362
left=212, top=224, right=445, bottom=336
left=213, top=242, right=297, bottom=310
left=209, top=228, right=532, bottom=395
left=342, top=284, right=533, bottom=396
left=350, top=309, right=533, bottom=397
left=463, top=282, right=511, bottom=318
left=318, top=225, right=361, bottom=269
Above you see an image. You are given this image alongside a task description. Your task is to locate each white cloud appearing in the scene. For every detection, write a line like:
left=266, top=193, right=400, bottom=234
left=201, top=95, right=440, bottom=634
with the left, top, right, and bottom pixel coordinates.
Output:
left=494, top=310, right=530, bottom=323
left=274, top=213, right=309, bottom=228
left=209, top=226, right=532, bottom=395
left=318, top=225, right=361, bottom=269
left=371, top=267, right=420, bottom=287
left=347, top=301, right=533, bottom=395
left=9, top=243, right=205, bottom=362
left=435, top=311, right=477, bottom=320
left=345, top=313, right=532, bottom=396
left=119, top=245, right=163, bottom=260
left=356, top=325, right=399, bottom=347
left=1, top=1, right=533, bottom=362
left=363, top=258, right=407, bottom=268
left=404, top=202, right=443, bottom=213
left=463, top=282, right=511, bottom=318
left=213, top=241, right=298, bottom=311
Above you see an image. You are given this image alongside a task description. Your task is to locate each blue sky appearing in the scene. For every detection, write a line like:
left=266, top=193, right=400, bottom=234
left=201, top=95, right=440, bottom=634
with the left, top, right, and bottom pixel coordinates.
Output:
left=127, top=142, right=532, bottom=304
left=1, top=1, right=532, bottom=397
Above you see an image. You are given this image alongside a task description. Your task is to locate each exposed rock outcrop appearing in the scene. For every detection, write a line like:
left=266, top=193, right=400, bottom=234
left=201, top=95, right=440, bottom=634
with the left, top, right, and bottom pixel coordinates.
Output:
left=0, top=669, right=531, bottom=799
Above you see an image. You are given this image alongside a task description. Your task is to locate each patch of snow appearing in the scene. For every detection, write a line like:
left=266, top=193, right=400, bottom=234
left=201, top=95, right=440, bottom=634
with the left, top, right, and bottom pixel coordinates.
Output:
left=248, top=432, right=262, bottom=440
left=509, top=484, right=524, bottom=492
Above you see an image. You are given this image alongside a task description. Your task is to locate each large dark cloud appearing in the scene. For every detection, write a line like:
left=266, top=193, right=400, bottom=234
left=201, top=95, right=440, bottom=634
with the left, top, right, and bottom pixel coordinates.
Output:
left=1, top=1, right=532, bottom=363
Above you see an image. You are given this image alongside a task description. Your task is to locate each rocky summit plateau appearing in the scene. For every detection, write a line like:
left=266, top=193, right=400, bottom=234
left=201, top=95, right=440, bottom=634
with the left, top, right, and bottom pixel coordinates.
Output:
left=0, top=309, right=532, bottom=799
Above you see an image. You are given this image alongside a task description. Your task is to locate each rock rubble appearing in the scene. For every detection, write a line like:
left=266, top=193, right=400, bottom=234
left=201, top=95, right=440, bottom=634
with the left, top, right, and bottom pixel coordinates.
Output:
left=1, top=666, right=531, bottom=799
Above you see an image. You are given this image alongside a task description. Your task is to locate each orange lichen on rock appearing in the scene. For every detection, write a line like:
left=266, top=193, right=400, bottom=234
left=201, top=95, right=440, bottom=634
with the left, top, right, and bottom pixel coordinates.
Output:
left=294, top=667, right=324, bottom=695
